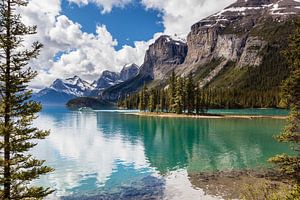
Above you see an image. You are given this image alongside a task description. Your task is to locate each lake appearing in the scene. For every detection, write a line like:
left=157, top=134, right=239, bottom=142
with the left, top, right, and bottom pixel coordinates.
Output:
left=32, top=107, right=290, bottom=199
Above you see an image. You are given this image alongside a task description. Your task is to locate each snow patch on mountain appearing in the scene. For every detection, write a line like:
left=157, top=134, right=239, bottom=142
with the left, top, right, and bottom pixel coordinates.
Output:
left=49, top=76, right=95, bottom=97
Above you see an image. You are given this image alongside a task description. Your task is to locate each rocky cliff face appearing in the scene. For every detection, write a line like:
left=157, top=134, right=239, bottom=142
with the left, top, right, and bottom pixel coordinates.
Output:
left=180, top=0, right=300, bottom=85
left=94, top=70, right=121, bottom=89
left=94, top=64, right=139, bottom=89
left=67, top=0, right=300, bottom=103
left=120, top=63, right=139, bottom=81
left=139, top=35, right=188, bottom=79
left=101, top=35, right=188, bottom=101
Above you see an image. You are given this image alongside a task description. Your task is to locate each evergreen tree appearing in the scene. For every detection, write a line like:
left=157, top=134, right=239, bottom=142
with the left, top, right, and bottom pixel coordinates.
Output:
left=174, top=77, right=184, bottom=114
left=168, top=71, right=176, bottom=112
left=269, top=18, right=300, bottom=185
left=0, top=0, right=54, bottom=199
left=139, top=84, right=148, bottom=111
left=186, top=73, right=195, bottom=114
left=159, top=89, right=166, bottom=112
left=195, top=86, right=200, bottom=114
left=148, top=89, right=156, bottom=112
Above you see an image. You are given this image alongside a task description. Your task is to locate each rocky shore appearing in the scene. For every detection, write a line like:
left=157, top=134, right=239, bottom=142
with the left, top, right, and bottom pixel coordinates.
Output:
left=188, top=169, right=291, bottom=199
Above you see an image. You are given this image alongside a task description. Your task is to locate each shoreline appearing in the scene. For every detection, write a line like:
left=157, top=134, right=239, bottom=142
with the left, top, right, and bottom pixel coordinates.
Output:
left=188, top=169, right=291, bottom=199
left=130, top=112, right=287, bottom=119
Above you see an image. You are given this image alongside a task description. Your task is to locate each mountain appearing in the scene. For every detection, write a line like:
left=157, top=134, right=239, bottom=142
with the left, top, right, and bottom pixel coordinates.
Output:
left=33, top=76, right=95, bottom=104
left=102, top=0, right=300, bottom=102
left=93, top=70, right=121, bottom=90
left=90, top=63, right=139, bottom=97
left=93, top=64, right=139, bottom=89
left=34, top=64, right=139, bottom=104
left=120, top=63, right=140, bottom=81
left=101, top=36, right=188, bottom=101
left=180, top=0, right=299, bottom=89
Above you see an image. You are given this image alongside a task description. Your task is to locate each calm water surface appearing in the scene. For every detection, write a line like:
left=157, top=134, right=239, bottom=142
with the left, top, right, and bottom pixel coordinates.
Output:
left=32, top=107, right=290, bottom=199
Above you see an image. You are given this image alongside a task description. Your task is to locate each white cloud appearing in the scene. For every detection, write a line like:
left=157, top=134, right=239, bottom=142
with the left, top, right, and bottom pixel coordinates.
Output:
left=141, top=0, right=236, bottom=36
left=21, top=0, right=152, bottom=90
left=67, top=0, right=132, bottom=13
left=20, top=0, right=236, bottom=90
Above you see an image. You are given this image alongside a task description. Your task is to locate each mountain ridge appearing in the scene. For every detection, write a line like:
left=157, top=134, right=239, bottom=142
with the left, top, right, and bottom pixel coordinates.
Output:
left=100, top=0, right=300, bottom=102
left=33, top=63, right=139, bottom=104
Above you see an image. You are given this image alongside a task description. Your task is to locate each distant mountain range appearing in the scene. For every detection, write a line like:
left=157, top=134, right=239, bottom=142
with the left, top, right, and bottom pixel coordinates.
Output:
left=101, top=0, right=300, bottom=102
left=34, top=0, right=300, bottom=107
left=33, top=64, right=139, bottom=104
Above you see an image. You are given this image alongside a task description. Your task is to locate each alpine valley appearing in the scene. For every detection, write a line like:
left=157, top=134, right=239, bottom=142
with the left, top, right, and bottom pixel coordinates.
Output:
left=34, top=0, right=300, bottom=108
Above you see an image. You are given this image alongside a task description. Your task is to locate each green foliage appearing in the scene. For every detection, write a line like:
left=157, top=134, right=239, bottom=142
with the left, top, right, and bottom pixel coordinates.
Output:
left=0, top=0, right=54, bottom=199
left=186, top=73, right=195, bottom=114
left=268, top=16, right=300, bottom=194
left=250, top=17, right=294, bottom=42
left=139, top=84, right=148, bottom=111
left=240, top=180, right=293, bottom=200
left=286, top=185, right=300, bottom=200
left=67, top=97, right=113, bottom=110
left=148, top=89, right=157, bottom=112
left=193, top=58, right=223, bottom=82
left=168, top=71, right=176, bottom=113
left=174, top=77, right=184, bottom=114
left=118, top=73, right=210, bottom=115
left=203, top=18, right=294, bottom=108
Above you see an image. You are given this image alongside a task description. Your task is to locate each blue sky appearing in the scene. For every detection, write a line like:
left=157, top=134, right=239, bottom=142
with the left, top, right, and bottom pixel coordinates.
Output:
left=61, top=0, right=164, bottom=50
left=23, top=0, right=235, bottom=89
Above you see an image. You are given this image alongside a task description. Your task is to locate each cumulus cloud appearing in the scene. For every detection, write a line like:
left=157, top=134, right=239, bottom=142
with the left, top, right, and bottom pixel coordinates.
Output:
left=141, top=0, right=236, bottom=36
left=20, top=0, right=236, bottom=90
left=21, top=0, right=153, bottom=89
left=67, top=0, right=132, bottom=13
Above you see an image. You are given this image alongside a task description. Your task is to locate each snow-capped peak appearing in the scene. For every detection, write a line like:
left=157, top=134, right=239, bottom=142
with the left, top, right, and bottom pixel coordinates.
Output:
left=65, top=75, right=81, bottom=85
left=49, top=76, right=94, bottom=97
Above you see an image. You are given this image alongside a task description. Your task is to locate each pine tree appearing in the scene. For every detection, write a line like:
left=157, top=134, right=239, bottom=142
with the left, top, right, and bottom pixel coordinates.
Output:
left=269, top=18, right=300, bottom=185
left=139, top=84, right=148, bottom=111
left=0, top=0, right=54, bottom=199
left=159, top=89, right=165, bottom=112
left=174, top=77, right=184, bottom=114
left=195, top=85, right=202, bottom=115
left=186, top=73, right=195, bottom=114
left=168, top=71, right=176, bottom=113
left=148, top=89, right=156, bottom=112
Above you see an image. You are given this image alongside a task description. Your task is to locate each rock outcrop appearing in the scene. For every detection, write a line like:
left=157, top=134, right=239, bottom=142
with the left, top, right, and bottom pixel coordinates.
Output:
left=101, top=35, right=188, bottom=101
left=120, top=63, right=139, bottom=81
left=139, top=35, right=188, bottom=80
left=94, top=64, right=139, bottom=90
left=179, top=0, right=300, bottom=85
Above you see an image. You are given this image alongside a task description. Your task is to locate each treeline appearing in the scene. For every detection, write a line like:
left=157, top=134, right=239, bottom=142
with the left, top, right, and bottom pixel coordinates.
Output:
left=118, top=73, right=281, bottom=112
left=118, top=72, right=210, bottom=114
left=207, top=88, right=280, bottom=108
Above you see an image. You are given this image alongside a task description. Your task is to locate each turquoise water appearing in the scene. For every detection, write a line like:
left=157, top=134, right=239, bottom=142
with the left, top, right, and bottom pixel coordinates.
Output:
left=32, top=107, right=291, bottom=199
left=208, top=108, right=288, bottom=116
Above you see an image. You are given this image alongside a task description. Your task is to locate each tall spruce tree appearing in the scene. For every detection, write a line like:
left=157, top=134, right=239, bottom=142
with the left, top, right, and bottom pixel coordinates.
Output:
left=186, top=73, right=195, bottom=114
left=139, top=84, right=148, bottom=111
left=148, top=89, right=156, bottom=112
left=0, top=0, right=54, bottom=199
left=168, top=71, right=176, bottom=113
left=269, top=18, right=300, bottom=185
left=174, top=77, right=184, bottom=114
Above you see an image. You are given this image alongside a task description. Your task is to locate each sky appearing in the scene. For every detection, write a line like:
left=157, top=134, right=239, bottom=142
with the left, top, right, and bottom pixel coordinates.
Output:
left=19, top=0, right=236, bottom=90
